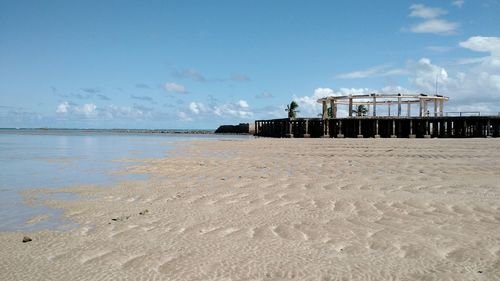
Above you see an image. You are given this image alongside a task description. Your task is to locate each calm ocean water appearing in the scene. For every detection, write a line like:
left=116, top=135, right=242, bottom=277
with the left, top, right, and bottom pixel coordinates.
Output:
left=0, top=129, right=250, bottom=231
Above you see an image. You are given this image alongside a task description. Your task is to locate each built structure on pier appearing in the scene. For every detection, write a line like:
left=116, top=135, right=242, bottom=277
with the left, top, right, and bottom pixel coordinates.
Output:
left=255, top=93, right=500, bottom=138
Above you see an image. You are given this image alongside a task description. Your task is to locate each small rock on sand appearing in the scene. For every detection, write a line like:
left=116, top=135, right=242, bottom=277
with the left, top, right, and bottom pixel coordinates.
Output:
left=111, top=215, right=130, bottom=222
left=22, top=236, right=32, bottom=243
left=139, top=209, right=149, bottom=215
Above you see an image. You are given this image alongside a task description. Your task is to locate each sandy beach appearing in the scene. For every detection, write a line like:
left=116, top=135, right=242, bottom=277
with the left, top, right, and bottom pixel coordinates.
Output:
left=1, top=138, right=500, bottom=280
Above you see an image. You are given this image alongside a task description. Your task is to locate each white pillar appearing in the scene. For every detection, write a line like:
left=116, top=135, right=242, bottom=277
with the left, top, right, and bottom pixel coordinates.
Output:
left=322, top=100, right=328, bottom=119
left=348, top=96, right=353, bottom=117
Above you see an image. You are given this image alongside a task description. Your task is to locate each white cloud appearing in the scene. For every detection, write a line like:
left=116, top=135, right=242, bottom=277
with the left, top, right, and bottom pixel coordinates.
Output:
left=56, top=102, right=70, bottom=113
left=213, top=100, right=252, bottom=118
left=238, top=100, right=249, bottom=108
left=336, top=65, right=407, bottom=79
left=405, top=4, right=459, bottom=35
left=56, top=102, right=150, bottom=120
left=183, top=100, right=253, bottom=120
left=78, top=103, right=97, bottom=117
left=452, top=0, right=464, bottom=8
left=178, top=111, right=192, bottom=121
left=458, top=36, right=500, bottom=71
left=56, top=102, right=97, bottom=117
left=189, top=102, right=205, bottom=114
left=411, top=58, right=450, bottom=92
left=103, top=105, right=146, bottom=119
left=409, top=19, right=459, bottom=35
left=165, top=82, right=187, bottom=94
left=455, top=57, right=488, bottom=65
left=409, top=4, right=447, bottom=19
left=459, top=36, right=500, bottom=56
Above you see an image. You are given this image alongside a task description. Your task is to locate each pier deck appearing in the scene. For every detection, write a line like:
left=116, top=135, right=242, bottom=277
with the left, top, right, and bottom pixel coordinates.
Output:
left=255, top=116, right=500, bottom=138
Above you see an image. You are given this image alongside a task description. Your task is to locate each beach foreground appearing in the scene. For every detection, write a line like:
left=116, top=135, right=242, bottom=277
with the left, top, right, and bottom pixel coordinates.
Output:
left=1, top=139, right=500, bottom=280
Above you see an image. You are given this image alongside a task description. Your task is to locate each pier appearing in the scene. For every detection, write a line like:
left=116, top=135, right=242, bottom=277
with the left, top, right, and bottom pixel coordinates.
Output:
left=255, top=93, right=500, bottom=138
left=255, top=116, right=500, bottom=138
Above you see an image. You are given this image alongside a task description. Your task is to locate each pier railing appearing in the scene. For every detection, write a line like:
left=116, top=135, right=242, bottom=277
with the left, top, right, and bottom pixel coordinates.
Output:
left=255, top=116, right=500, bottom=138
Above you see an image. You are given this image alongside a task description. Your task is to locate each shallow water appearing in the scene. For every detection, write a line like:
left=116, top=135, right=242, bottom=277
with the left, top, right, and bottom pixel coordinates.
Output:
left=0, top=129, right=250, bottom=231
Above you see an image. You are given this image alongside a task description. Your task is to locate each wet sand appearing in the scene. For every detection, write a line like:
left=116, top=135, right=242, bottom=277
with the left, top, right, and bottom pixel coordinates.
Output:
left=1, top=138, right=500, bottom=280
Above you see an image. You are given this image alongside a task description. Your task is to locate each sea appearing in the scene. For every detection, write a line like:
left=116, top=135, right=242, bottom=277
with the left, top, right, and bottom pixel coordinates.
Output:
left=0, top=129, right=250, bottom=231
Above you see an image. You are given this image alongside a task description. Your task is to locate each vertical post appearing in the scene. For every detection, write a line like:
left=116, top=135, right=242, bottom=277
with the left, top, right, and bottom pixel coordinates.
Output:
left=409, top=120, right=416, bottom=138
left=322, top=100, right=328, bottom=119
left=424, top=101, right=428, bottom=117
left=330, top=100, right=335, bottom=118
left=367, top=104, right=371, bottom=116
left=434, top=99, right=438, bottom=117
left=373, top=95, right=377, bottom=117
left=304, top=119, right=310, bottom=138
left=357, top=120, right=363, bottom=138
left=321, top=119, right=329, bottom=138
left=464, top=120, right=467, bottom=137
left=374, top=119, right=380, bottom=138
left=407, top=103, right=411, bottom=117
left=440, top=100, right=444, bottom=116
left=348, top=96, right=353, bottom=117
left=286, top=120, right=293, bottom=138
left=419, top=99, right=423, bottom=117
left=333, top=102, right=337, bottom=118
left=337, top=120, right=344, bottom=138
left=390, top=120, right=396, bottom=138
left=424, top=120, right=431, bottom=138
left=397, top=94, right=402, bottom=117
left=388, top=102, right=391, bottom=117
left=487, top=120, right=491, bottom=137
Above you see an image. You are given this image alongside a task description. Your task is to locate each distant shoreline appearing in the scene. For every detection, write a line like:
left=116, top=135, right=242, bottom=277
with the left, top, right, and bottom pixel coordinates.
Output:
left=0, top=128, right=216, bottom=135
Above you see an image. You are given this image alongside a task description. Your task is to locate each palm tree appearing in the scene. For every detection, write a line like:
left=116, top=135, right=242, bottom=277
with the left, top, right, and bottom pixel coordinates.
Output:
left=353, top=105, right=368, bottom=117
left=285, top=101, right=299, bottom=118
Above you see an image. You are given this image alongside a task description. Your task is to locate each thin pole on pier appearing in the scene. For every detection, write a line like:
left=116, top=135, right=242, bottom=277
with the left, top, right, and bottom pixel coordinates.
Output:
left=397, top=93, right=402, bottom=117
left=348, top=96, right=353, bottom=117
left=372, top=95, right=377, bottom=117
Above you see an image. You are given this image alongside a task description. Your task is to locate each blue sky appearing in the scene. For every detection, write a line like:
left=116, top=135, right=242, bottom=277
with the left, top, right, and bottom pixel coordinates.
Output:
left=1, top=0, right=499, bottom=129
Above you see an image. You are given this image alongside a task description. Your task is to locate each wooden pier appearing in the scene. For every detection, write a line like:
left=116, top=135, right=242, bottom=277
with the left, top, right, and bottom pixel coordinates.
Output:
left=255, top=116, right=500, bottom=138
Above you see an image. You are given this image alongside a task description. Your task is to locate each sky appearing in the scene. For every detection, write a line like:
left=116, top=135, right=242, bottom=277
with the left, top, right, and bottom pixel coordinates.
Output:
left=1, top=0, right=499, bottom=129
